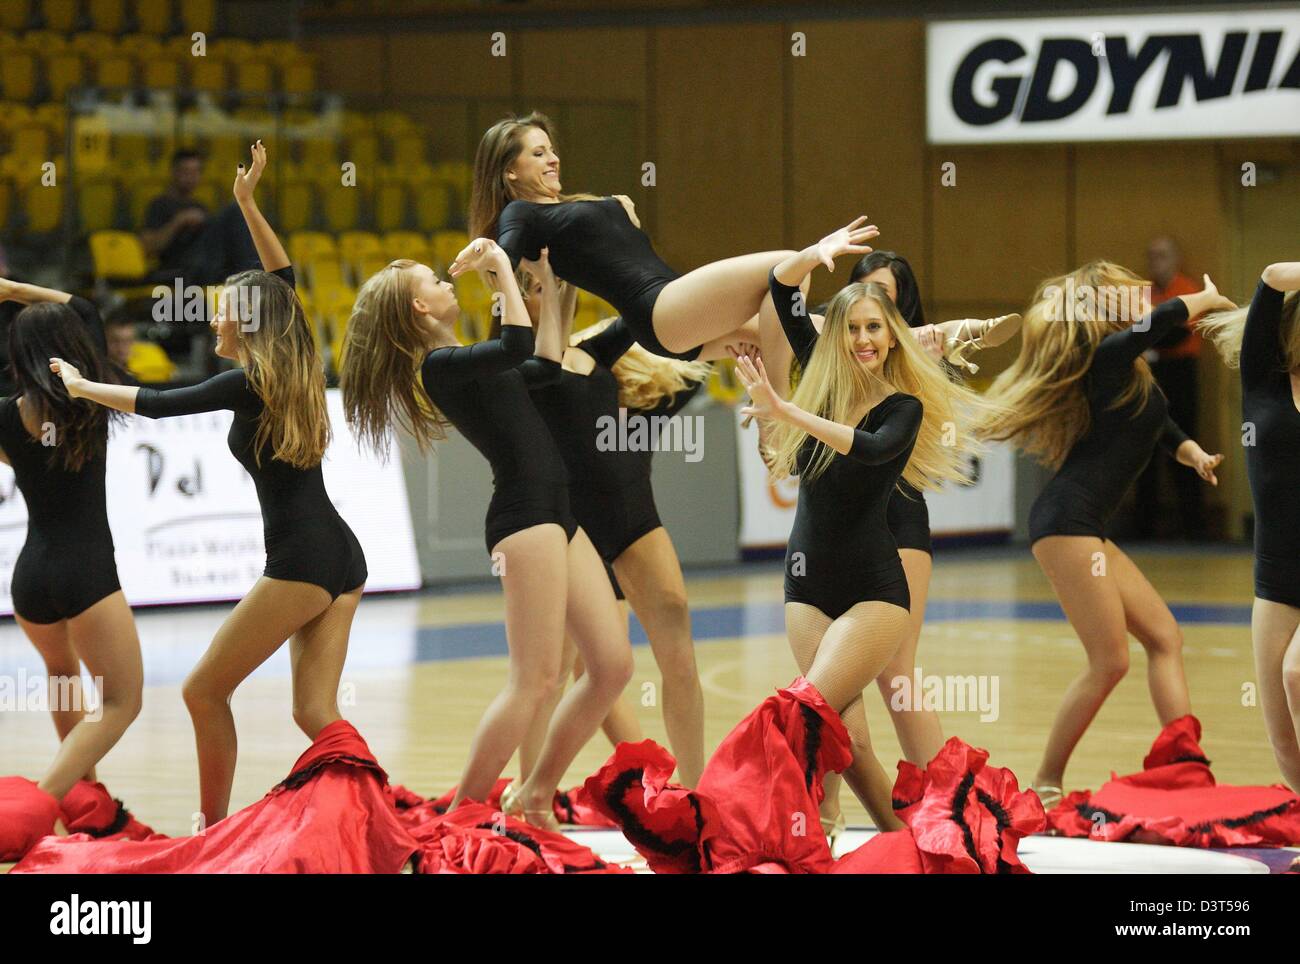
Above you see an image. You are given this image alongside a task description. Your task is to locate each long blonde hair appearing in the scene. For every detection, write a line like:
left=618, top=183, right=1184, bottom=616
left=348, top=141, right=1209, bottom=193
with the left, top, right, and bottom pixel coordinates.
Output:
left=768, top=282, right=998, bottom=490
left=1198, top=290, right=1300, bottom=371
left=339, top=259, right=448, bottom=457
left=980, top=260, right=1154, bottom=469
left=225, top=270, right=329, bottom=468
left=572, top=317, right=711, bottom=410
left=468, top=111, right=602, bottom=240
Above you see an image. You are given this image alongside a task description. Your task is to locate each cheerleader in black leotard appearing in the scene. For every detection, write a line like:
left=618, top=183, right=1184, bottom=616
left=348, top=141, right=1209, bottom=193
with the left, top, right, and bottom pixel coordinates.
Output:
left=981, top=262, right=1233, bottom=805
left=52, top=143, right=367, bottom=825
left=0, top=279, right=144, bottom=860
left=459, top=111, right=790, bottom=360
left=736, top=224, right=997, bottom=834
left=517, top=261, right=733, bottom=787
left=1198, top=262, right=1300, bottom=793
left=339, top=237, right=633, bottom=829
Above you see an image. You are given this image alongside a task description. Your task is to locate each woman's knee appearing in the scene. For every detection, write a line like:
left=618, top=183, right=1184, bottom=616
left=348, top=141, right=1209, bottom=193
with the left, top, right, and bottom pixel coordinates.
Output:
left=181, top=670, right=227, bottom=714
left=1088, top=646, right=1131, bottom=687
left=292, top=702, right=339, bottom=739
left=1142, top=622, right=1184, bottom=659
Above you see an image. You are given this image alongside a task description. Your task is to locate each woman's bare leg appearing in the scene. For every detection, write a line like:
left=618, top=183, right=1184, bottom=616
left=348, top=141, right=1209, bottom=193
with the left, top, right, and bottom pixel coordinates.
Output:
left=32, top=593, right=142, bottom=800
left=183, top=577, right=332, bottom=824
left=791, top=601, right=910, bottom=832
left=1104, top=540, right=1191, bottom=723
left=570, top=607, right=644, bottom=749
left=875, top=548, right=944, bottom=765
left=652, top=250, right=796, bottom=355
left=451, top=524, right=568, bottom=809
left=1030, top=536, right=1132, bottom=790
left=1252, top=598, right=1300, bottom=792
left=614, top=527, right=704, bottom=786
left=289, top=585, right=364, bottom=740
left=19, top=616, right=94, bottom=784
left=515, top=529, right=633, bottom=815
left=519, top=636, right=577, bottom=782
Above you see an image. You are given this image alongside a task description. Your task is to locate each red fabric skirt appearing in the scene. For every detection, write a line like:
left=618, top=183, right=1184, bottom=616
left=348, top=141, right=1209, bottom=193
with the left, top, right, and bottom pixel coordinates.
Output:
left=1046, top=715, right=1300, bottom=847
left=12, top=721, right=418, bottom=873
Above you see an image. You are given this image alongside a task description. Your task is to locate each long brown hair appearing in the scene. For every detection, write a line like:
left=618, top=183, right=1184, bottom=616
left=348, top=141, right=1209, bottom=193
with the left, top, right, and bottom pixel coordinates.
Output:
left=468, top=111, right=601, bottom=241
left=980, top=260, right=1155, bottom=469
left=225, top=270, right=330, bottom=468
left=339, top=259, right=448, bottom=457
left=9, top=302, right=124, bottom=471
left=1199, top=291, right=1300, bottom=371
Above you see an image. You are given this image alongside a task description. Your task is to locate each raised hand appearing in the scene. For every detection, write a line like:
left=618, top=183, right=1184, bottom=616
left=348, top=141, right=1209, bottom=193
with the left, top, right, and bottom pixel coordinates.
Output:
left=1196, top=274, right=1236, bottom=314
left=448, top=238, right=507, bottom=278
left=735, top=353, right=784, bottom=422
left=815, top=216, right=879, bottom=272
left=49, top=356, right=85, bottom=396
left=233, top=139, right=267, bottom=203
left=519, top=246, right=559, bottom=294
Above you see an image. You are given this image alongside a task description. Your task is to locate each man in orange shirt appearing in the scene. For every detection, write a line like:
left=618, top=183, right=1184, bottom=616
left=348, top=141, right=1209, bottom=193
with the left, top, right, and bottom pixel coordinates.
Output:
left=1135, top=235, right=1205, bottom=539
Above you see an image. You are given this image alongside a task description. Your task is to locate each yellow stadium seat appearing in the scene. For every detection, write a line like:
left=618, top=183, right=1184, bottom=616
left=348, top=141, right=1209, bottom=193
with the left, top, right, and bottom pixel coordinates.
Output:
left=132, top=0, right=172, bottom=36
left=319, top=179, right=359, bottom=234
left=431, top=230, right=469, bottom=273
left=117, top=33, right=158, bottom=55
left=374, top=111, right=413, bottom=137
left=111, top=131, right=151, bottom=168
left=127, top=177, right=166, bottom=223
left=203, top=133, right=242, bottom=172
left=0, top=1, right=31, bottom=31
left=0, top=178, right=13, bottom=230
left=339, top=110, right=373, bottom=137
left=346, top=132, right=379, bottom=170
left=33, top=102, right=66, bottom=136
left=234, top=59, right=272, bottom=95
left=1, top=50, right=38, bottom=102
left=21, top=180, right=64, bottom=233
left=70, top=33, right=117, bottom=58
left=275, top=178, right=314, bottom=233
left=140, top=54, right=178, bottom=89
left=89, top=0, right=127, bottom=34
left=43, top=0, right=80, bottom=32
left=288, top=230, right=336, bottom=266
left=357, top=251, right=389, bottom=283
left=391, top=131, right=427, bottom=167
left=210, top=38, right=253, bottom=63
left=90, top=229, right=148, bottom=279
left=307, top=258, right=347, bottom=296
left=8, top=123, right=51, bottom=164
left=96, top=53, right=135, bottom=89
left=337, top=230, right=380, bottom=276
left=381, top=231, right=430, bottom=265
left=189, top=179, right=218, bottom=210
left=0, top=33, right=19, bottom=49
left=46, top=52, right=86, bottom=103
left=78, top=176, right=119, bottom=232
left=372, top=179, right=407, bottom=233
left=257, top=40, right=299, bottom=66
left=281, top=59, right=315, bottom=96
left=127, top=341, right=177, bottom=383
left=0, top=102, right=34, bottom=130
left=414, top=181, right=452, bottom=233
left=179, top=0, right=213, bottom=35
left=20, top=30, right=66, bottom=52
left=187, top=56, right=225, bottom=93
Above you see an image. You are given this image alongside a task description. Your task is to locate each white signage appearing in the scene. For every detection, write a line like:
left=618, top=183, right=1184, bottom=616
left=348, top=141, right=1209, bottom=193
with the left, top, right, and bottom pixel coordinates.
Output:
left=928, top=11, right=1300, bottom=143
left=0, top=389, right=421, bottom=614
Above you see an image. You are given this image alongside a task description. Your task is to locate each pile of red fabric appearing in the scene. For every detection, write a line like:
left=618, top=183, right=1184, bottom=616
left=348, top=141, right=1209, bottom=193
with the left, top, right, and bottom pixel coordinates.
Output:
left=392, top=778, right=616, bottom=829
left=0, top=777, right=61, bottom=862
left=1046, top=715, right=1300, bottom=848
left=13, top=720, right=419, bottom=873
left=12, top=720, right=622, bottom=875
left=581, top=676, right=1044, bottom=874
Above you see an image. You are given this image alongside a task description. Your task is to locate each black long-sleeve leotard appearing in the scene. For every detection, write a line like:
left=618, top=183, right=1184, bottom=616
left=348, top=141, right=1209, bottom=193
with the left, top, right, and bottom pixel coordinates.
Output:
left=1239, top=278, right=1300, bottom=606
left=776, top=271, right=935, bottom=553
left=133, top=268, right=366, bottom=598
left=0, top=296, right=120, bottom=622
left=421, top=323, right=577, bottom=553
left=524, top=319, right=702, bottom=567
left=769, top=270, right=920, bottom=617
left=494, top=198, right=696, bottom=361
left=1027, top=298, right=1192, bottom=544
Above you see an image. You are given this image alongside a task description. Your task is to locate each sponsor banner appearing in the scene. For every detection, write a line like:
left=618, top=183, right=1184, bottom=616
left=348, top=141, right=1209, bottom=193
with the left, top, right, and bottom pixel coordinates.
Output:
left=0, top=389, right=421, bottom=615
left=928, top=11, right=1300, bottom=143
left=736, top=408, right=1015, bottom=549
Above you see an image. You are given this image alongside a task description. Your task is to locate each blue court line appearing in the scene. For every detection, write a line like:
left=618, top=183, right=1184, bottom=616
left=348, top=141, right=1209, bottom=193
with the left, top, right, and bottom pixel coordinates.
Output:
left=413, top=598, right=1254, bottom=665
